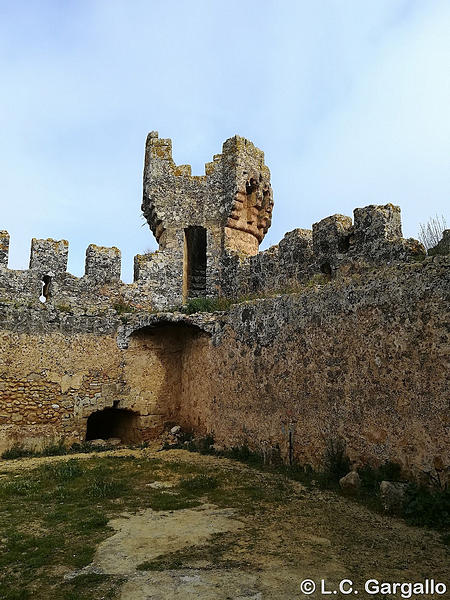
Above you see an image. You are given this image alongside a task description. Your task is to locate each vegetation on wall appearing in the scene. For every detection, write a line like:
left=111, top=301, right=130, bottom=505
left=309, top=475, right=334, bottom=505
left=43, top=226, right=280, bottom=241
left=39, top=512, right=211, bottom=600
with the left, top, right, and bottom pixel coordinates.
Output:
left=418, top=214, right=446, bottom=250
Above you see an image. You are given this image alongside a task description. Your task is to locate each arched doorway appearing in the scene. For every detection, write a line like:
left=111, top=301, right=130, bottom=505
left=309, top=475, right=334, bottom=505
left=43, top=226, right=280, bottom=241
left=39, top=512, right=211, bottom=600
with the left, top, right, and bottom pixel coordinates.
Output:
left=184, top=226, right=207, bottom=298
left=85, top=407, right=140, bottom=444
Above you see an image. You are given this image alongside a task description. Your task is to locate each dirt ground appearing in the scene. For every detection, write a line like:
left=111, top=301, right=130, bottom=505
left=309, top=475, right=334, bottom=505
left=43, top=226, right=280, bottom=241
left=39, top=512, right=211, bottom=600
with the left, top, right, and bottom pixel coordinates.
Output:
left=1, top=448, right=448, bottom=599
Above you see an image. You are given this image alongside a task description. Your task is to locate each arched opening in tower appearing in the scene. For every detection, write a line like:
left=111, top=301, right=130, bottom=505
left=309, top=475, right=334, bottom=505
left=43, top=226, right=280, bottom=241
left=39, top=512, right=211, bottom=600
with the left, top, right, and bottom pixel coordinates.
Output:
left=85, top=408, right=140, bottom=444
left=184, top=226, right=207, bottom=298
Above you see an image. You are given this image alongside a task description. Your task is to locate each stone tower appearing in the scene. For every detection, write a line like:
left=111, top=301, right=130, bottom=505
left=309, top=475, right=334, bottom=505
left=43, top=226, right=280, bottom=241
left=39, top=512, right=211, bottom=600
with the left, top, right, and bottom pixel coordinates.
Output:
left=139, top=132, right=273, bottom=305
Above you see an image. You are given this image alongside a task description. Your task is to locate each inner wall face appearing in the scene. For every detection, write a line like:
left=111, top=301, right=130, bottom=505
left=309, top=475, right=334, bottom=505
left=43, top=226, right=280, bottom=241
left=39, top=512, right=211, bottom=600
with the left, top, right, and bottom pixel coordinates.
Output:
left=122, top=323, right=209, bottom=437
left=0, top=259, right=447, bottom=476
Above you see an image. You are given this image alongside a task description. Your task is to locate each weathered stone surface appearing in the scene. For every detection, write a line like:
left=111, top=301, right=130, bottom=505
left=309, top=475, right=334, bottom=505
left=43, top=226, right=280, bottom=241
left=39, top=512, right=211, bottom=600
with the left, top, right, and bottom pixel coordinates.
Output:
left=85, top=244, right=121, bottom=283
left=339, top=472, right=361, bottom=494
left=0, top=231, right=10, bottom=267
left=429, top=229, right=450, bottom=256
left=29, top=238, right=69, bottom=275
left=88, top=439, right=108, bottom=447
left=380, top=480, right=409, bottom=512
left=313, top=214, right=353, bottom=275
left=176, top=258, right=449, bottom=480
left=0, top=133, right=447, bottom=483
left=107, top=437, right=122, bottom=446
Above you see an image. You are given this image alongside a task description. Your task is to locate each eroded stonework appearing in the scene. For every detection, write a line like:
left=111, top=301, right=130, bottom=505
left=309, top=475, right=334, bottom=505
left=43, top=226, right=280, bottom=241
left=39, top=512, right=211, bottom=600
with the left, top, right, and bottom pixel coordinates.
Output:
left=0, top=132, right=448, bottom=481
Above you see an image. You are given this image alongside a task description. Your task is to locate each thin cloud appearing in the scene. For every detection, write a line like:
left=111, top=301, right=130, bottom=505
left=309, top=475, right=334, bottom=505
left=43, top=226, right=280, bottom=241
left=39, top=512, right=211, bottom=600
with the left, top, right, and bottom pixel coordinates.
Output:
left=0, top=0, right=448, bottom=281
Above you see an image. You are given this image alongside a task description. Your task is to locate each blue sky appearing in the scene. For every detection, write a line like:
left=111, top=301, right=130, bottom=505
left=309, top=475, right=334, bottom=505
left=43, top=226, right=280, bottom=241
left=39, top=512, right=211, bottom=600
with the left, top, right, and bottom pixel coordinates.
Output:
left=1, top=0, right=449, bottom=281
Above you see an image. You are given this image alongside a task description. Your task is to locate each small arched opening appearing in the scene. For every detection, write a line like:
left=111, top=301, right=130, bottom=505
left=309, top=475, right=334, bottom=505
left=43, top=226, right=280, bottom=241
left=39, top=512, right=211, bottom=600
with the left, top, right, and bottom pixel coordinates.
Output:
left=85, top=407, right=140, bottom=444
left=39, top=275, right=52, bottom=303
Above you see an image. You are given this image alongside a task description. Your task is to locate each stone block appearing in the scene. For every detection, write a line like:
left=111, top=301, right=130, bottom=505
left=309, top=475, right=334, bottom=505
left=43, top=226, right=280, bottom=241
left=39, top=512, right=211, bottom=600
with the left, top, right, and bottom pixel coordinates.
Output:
left=29, top=238, right=68, bottom=275
left=339, top=471, right=361, bottom=494
left=353, top=204, right=402, bottom=243
left=379, top=480, right=408, bottom=512
left=312, top=214, right=353, bottom=272
left=0, top=231, right=9, bottom=267
left=85, top=244, right=121, bottom=283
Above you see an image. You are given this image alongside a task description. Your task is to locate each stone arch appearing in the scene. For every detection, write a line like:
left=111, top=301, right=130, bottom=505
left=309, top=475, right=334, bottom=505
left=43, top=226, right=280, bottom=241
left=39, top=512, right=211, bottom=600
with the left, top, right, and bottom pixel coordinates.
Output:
left=116, top=313, right=216, bottom=350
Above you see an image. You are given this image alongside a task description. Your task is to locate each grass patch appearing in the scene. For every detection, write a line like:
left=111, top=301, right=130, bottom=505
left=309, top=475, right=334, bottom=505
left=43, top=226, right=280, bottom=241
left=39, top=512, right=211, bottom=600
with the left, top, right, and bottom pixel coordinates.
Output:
left=1, top=439, right=130, bottom=461
left=0, top=456, right=160, bottom=598
left=39, top=459, right=84, bottom=481
left=0, top=447, right=301, bottom=596
left=112, top=300, right=136, bottom=315
left=2, top=452, right=282, bottom=598
left=180, top=296, right=235, bottom=314
left=62, top=573, right=124, bottom=600
left=183, top=435, right=449, bottom=536
left=40, top=440, right=68, bottom=456
left=1, top=445, right=34, bottom=460
left=403, top=485, right=450, bottom=531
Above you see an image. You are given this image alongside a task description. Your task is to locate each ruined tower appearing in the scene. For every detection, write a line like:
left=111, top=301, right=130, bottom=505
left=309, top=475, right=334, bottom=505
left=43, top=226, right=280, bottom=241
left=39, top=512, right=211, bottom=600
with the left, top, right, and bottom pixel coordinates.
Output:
left=139, top=132, right=273, bottom=305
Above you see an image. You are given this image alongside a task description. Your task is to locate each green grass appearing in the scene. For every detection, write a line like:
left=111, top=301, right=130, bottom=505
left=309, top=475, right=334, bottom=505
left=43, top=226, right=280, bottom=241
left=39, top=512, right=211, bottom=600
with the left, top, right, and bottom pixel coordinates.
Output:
left=180, top=296, right=235, bottom=314
left=0, top=452, right=295, bottom=598
left=179, top=474, right=218, bottom=491
left=1, top=440, right=126, bottom=461
left=112, top=300, right=136, bottom=315
left=0, top=456, right=156, bottom=598
left=1, top=445, right=35, bottom=460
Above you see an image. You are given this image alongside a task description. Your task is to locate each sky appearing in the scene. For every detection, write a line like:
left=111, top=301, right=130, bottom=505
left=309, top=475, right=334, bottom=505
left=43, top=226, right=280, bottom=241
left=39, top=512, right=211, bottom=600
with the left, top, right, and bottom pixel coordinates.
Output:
left=0, top=0, right=449, bottom=282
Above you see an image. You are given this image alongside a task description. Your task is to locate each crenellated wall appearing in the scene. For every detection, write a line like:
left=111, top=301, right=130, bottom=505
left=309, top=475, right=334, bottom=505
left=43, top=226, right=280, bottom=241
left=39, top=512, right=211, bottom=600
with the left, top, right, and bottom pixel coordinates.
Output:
left=0, top=207, right=426, bottom=316
left=0, top=236, right=155, bottom=314
left=220, top=204, right=425, bottom=299
left=1, top=252, right=447, bottom=481
left=0, top=132, right=447, bottom=481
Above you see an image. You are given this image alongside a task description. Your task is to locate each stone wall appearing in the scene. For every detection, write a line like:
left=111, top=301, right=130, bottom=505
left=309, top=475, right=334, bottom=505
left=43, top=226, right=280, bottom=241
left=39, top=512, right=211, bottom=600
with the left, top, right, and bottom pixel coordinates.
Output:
left=0, top=256, right=448, bottom=480
left=222, top=204, right=426, bottom=300
left=0, top=306, right=215, bottom=453
left=177, top=257, right=449, bottom=479
left=0, top=329, right=122, bottom=452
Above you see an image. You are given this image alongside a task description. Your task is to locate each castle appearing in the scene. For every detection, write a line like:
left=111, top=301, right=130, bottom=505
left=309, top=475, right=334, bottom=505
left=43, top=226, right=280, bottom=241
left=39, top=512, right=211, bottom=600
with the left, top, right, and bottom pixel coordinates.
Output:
left=0, top=132, right=448, bottom=480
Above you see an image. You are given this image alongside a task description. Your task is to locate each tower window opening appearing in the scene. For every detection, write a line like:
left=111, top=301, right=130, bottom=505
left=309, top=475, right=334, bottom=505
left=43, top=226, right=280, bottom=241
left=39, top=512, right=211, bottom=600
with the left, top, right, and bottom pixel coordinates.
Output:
left=184, top=226, right=207, bottom=298
left=40, top=275, right=52, bottom=303
left=245, top=178, right=258, bottom=224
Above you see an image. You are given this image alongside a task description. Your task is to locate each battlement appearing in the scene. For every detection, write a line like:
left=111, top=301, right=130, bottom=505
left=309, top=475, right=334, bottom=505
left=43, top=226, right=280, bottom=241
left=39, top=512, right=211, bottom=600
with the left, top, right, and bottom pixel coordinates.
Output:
left=85, top=244, right=121, bottom=283
left=0, top=200, right=430, bottom=313
left=0, top=231, right=10, bottom=267
left=0, top=133, right=436, bottom=315
left=226, top=203, right=427, bottom=298
left=29, top=238, right=69, bottom=275
left=142, top=131, right=273, bottom=254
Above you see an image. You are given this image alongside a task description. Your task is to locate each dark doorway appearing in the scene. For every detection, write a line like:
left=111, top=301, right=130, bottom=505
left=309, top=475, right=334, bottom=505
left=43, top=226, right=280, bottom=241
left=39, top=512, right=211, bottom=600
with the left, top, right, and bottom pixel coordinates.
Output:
left=85, top=408, right=140, bottom=444
left=184, top=226, right=207, bottom=298
left=40, top=275, right=52, bottom=303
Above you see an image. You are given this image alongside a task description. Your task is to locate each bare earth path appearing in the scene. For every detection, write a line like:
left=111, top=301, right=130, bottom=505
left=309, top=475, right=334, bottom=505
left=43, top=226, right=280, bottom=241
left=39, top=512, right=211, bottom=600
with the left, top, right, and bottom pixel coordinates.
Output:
left=1, top=449, right=448, bottom=599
